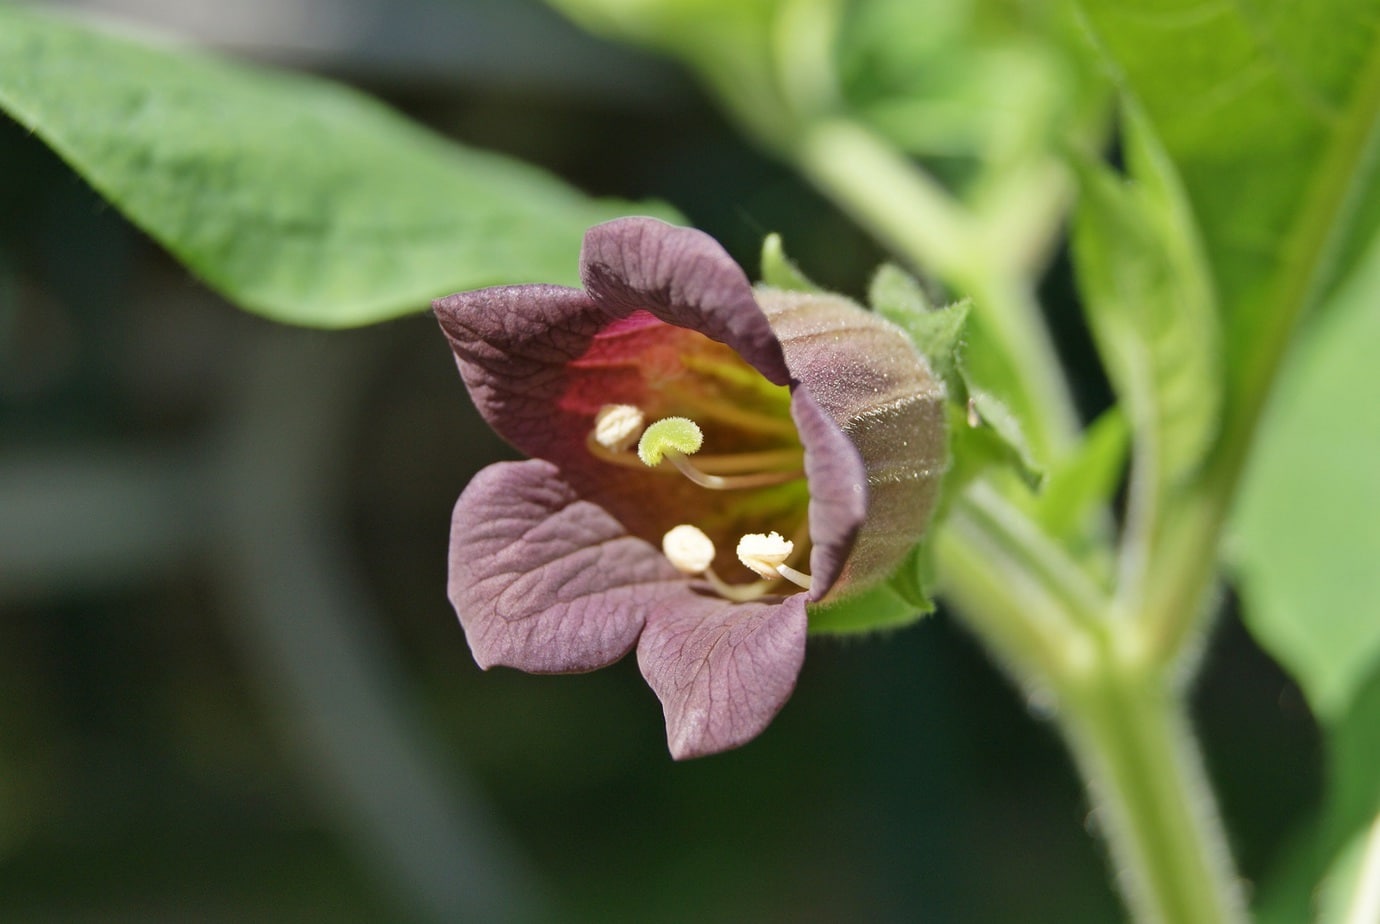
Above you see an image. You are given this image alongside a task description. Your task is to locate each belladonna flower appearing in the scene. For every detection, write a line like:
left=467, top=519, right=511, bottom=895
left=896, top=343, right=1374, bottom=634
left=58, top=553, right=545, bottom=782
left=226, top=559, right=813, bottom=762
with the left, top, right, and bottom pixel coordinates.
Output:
left=434, top=217, right=945, bottom=759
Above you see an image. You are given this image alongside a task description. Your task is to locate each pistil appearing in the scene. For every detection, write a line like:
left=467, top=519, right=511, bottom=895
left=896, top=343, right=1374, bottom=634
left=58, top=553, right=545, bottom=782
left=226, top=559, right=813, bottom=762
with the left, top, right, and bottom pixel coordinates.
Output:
left=634, top=416, right=803, bottom=490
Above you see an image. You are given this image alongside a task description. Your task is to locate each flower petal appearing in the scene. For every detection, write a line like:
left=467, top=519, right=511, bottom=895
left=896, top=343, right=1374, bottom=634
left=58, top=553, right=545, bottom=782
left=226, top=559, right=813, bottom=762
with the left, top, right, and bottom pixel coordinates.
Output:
left=450, top=458, right=685, bottom=673
left=434, top=283, right=602, bottom=462
left=790, top=387, right=867, bottom=601
left=760, top=288, right=947, bottom=592
left=637, top=594, right=807, bottom=759
left=580, top=217, right=793, bottom=386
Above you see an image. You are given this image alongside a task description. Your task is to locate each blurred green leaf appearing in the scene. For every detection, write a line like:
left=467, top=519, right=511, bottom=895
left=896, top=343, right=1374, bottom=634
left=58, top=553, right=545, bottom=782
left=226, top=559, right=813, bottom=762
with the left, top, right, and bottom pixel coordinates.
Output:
left=838, top=0, right=1081, bottom=166
left=1072, top=105, right=1220, bottom=487
left=1029, top=407, right=1127, bottom=548
left=1231, top=235, right=1380, bottom=721
left=545, top=0, right=776, bottom=49
left=1321, top=666, right=1380, bottom=881
left=1075, top=0, right=1380, bottom=400
left=1315, top=813, right=1380, bottom=924
left=0, top=5, right=676, bottom=327
left=1256, top=663, right=1380, bottom=924
left=545, top=0, right=798, bottom=142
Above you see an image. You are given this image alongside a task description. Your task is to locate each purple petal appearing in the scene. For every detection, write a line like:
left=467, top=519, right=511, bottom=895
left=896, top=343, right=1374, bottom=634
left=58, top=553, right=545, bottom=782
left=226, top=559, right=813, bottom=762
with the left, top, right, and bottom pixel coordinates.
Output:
left=433, top=284, right=602, bottom=462
left=790, top=387, right=867, bottom=600
left=580, top=217, right=793, bottom=386
left=450, top=458, right=686, bottom=673
left=638, top=594, right=807, bottom=759
left=760, top=289, right=947, bottom=592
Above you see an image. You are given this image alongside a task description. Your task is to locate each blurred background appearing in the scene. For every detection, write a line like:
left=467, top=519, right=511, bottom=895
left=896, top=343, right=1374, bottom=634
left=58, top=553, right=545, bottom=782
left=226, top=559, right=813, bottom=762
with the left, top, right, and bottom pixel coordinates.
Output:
left=0, top=0, right=1325, bottom=920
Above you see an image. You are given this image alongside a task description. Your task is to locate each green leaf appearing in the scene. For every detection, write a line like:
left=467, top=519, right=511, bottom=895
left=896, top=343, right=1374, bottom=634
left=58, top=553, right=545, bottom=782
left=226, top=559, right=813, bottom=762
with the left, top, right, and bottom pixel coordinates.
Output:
left=1315, top=813, right=1380, bottom=924
left=1321, top=666, right=1380, bottom=882
left=1071, top=105, right=1220, bottom=488
left=1029, top=406, right=1128, bottom=546
left=957, top=385, right=1042, bottom=489
left=0, top=5, right=677, bottom=327
left=1231, top=234, right=1380, bottom=721
left=759, top=233, right=823, bottom=292
left=1255, top=663, right=1380, bottom=924
left=1074, top=0, right=1380, bottom=410
left=545, top=0, right=797, bottom=142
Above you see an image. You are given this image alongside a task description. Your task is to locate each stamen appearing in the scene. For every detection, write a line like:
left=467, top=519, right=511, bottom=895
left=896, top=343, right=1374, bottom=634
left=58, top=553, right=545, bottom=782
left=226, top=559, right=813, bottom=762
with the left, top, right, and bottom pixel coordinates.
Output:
left=660, top=525, right=776, bottom=602
left=662, top=524, right=716, bottom=575
left=737, top=532, right=813, bottom=590
left=736, top=531, right=794, bottom=579
left=592, top=404, right=645, bottom=452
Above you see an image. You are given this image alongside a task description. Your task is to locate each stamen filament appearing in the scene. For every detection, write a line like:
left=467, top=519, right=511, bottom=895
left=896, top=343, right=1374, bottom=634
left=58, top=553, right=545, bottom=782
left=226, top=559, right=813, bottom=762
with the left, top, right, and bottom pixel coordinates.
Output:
left=660, top=386, right=800, bottom=437
left=665, top=449, right=803, bottom=490
left=702, top=569, right=780, bottom=602
left=774, top=563, right=814, bottom=591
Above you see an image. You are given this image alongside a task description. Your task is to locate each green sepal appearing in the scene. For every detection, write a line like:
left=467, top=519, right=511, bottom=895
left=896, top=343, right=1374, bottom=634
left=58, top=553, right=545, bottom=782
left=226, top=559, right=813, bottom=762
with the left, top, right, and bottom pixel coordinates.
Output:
left=807, top=542, right=935, bottom=636
left=868, top=262, right=970, bottom=396
left=868, top=261, right=1041, bottom=495
left=759, top=233, right=824, bottom=293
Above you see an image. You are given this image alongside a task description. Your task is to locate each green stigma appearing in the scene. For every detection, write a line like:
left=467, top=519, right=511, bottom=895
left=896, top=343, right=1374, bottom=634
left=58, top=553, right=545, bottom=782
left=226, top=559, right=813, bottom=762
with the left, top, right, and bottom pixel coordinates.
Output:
left=637, top=417, right=704, bottom=467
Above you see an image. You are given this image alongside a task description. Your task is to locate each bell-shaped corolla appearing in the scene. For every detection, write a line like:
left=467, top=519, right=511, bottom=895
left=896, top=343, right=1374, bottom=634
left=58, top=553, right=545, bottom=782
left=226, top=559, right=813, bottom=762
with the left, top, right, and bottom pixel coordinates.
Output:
left=435, top=217, right=944, bottom=758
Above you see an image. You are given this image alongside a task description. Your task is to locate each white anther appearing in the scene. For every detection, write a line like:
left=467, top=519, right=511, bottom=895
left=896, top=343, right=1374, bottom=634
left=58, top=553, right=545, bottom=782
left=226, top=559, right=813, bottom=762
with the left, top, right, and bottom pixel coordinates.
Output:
left=736, top=531, right=795, bottom=580
left=662, top=524, right=717, bottom=575
left=593, top=404, right=646, bottom=452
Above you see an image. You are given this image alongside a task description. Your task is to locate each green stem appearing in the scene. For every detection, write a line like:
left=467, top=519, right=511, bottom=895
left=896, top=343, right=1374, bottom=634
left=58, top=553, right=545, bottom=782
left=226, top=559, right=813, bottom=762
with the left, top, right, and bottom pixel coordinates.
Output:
left=962, top=482, right=1107, bottom=634
left=935, top=503, right=1090, bottom=691
left=791, top=117, right=972, bottom=273
left=1057, top=651, right=1248, bottom=924
left=938, top=486, right=1246, bottom=924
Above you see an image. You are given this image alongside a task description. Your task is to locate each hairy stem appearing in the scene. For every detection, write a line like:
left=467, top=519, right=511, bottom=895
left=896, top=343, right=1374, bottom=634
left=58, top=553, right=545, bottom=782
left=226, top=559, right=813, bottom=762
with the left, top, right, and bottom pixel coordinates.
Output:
left=1058, top=647, right=1248, bottom=924
left=937, top=488, right=1246, bottom=924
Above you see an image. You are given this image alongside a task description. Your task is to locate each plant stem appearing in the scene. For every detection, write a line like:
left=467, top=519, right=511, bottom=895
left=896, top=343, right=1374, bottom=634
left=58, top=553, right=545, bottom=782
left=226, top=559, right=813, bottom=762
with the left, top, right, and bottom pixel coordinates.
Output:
left=937, top=487, right=1246, bottom=924
left=1058, top=648, right=1248, bottom=924
left=935, top=503, right=1090, bottom=692
left=790, top=117, right=1080, bottom=459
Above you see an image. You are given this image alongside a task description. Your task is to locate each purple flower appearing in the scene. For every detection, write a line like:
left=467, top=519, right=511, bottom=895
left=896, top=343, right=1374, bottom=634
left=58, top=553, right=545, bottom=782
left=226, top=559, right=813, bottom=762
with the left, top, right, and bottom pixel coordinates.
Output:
left=435, top=217, right=944, bottom=758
